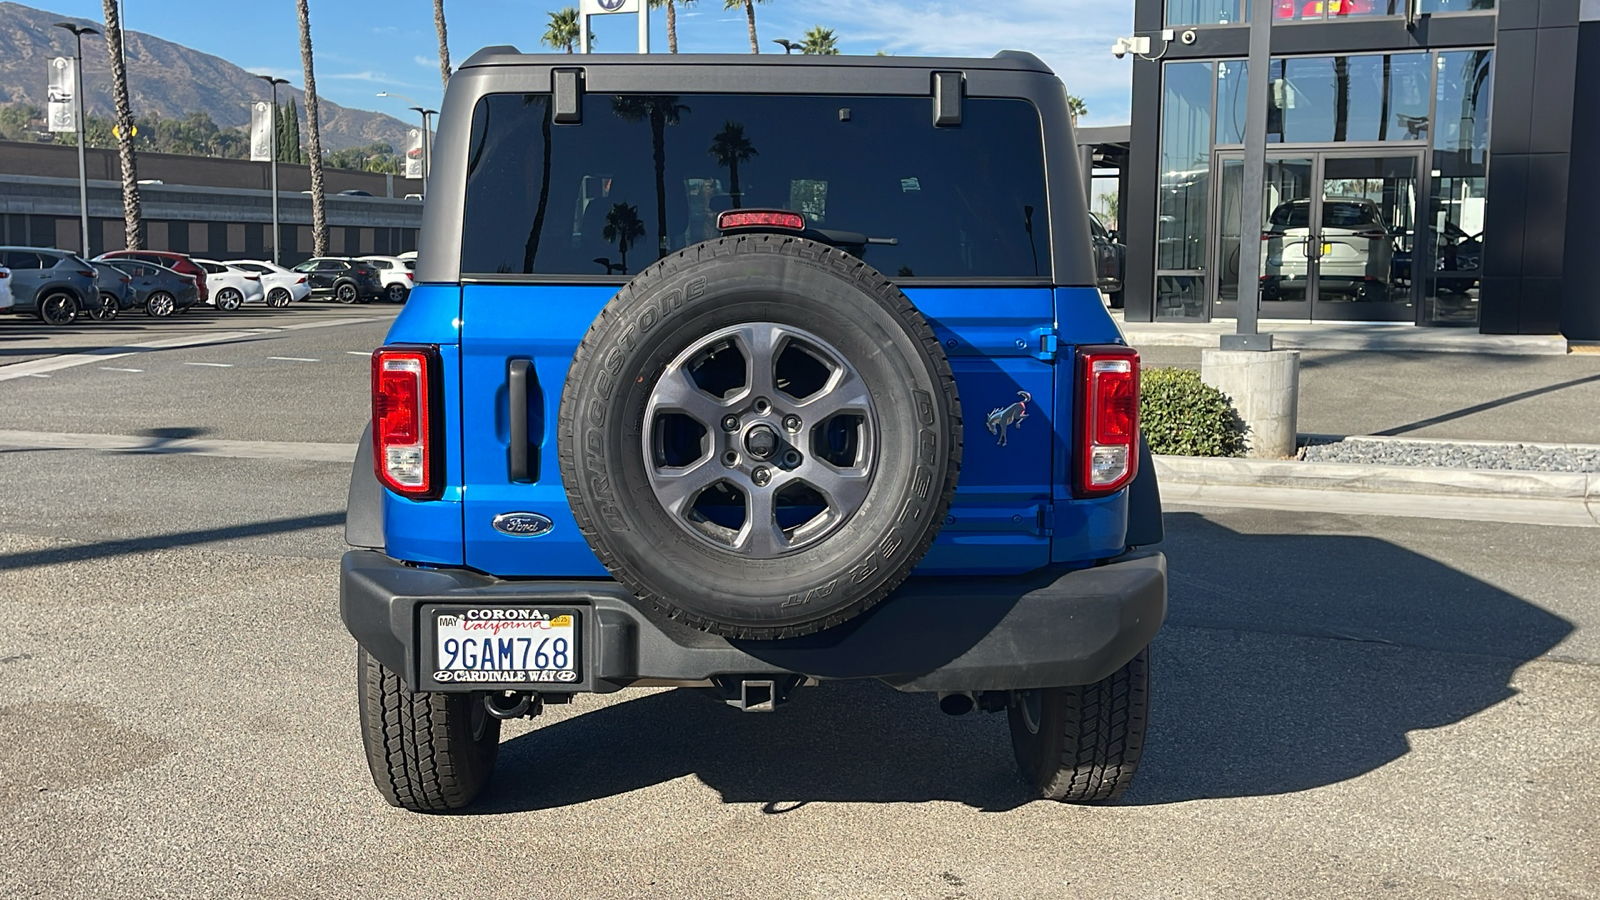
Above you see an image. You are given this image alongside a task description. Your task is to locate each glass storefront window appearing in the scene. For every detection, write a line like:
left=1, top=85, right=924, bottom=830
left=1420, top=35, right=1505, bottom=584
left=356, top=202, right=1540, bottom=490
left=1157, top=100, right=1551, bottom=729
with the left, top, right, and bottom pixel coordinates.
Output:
left=1169, top=0, right=1487, bottom=26
left=1169, top=0, right=1246, bottom=25
left=1421, top=0, right=1493, bottom=11
left=1266, top=53, right=1430, bottom=143
left=1425, top=49, right=1492, bottom=326
left=1158, top=62, right=1214, bottom=274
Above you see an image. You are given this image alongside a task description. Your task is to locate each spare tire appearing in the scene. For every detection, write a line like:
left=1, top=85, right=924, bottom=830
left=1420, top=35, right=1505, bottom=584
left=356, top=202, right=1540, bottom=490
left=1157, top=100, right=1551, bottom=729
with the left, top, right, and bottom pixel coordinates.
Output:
left=559, top=235, right=961, bottom=639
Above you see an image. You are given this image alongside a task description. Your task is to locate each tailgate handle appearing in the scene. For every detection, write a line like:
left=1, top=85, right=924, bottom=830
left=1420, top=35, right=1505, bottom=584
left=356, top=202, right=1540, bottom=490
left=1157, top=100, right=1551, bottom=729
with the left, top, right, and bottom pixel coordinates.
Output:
left=508, top=359, right=533, bottom=482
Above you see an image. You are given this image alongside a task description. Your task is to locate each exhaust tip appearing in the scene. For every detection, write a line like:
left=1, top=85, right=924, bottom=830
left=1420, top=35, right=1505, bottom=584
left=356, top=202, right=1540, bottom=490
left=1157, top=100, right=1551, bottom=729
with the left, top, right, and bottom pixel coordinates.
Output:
left=938, top=692, right=975, bottom=716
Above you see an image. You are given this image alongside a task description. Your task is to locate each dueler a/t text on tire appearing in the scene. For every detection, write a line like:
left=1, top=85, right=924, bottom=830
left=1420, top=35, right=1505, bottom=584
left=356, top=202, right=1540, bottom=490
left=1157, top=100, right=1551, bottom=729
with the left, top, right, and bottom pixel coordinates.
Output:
left=559, top=235, right=961, bottom=640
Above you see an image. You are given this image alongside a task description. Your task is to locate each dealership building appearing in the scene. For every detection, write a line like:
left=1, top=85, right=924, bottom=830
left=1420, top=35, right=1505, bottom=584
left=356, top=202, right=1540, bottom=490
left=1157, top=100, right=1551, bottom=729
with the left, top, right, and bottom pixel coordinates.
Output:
left=1113, top=0, right=1600, bottom=339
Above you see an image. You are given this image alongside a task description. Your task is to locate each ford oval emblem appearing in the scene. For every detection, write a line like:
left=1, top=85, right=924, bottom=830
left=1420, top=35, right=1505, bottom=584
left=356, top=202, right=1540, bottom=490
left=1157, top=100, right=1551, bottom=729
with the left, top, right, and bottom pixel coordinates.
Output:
left=492, top=512, right=555, bottom=537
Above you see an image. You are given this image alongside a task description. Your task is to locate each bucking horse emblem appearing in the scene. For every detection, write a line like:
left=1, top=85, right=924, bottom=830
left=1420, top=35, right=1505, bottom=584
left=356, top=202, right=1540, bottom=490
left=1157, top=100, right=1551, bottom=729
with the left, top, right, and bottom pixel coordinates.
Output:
left=986, top=391, right=1031, bottom=446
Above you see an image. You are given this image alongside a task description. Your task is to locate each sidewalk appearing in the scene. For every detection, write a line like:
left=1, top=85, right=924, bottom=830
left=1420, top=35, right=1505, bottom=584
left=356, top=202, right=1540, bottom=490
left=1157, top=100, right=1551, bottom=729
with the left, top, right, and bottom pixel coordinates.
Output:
left=1111, top=311, right=1570, bottom=355
left=1113, top=320, right=1600, bottom=527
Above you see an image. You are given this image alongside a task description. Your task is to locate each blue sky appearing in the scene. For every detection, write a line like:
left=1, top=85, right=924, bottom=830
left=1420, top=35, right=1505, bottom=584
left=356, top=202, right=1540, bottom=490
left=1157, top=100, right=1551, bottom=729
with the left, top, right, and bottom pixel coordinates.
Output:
left=38, top=0, right=1135, bottom=126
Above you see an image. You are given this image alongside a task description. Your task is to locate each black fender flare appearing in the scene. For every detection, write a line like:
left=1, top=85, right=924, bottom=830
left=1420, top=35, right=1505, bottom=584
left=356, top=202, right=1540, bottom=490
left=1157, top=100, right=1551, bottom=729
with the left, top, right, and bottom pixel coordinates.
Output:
left=345, top=423, right=385, bottom=549
left=1125, top=435, right=1163, bottom=548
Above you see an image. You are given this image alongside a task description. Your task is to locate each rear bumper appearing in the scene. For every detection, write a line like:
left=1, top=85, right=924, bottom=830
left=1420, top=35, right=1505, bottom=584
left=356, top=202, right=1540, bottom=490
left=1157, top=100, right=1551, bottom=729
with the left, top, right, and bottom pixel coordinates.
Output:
left=340, top=549, right=1166, bottom=694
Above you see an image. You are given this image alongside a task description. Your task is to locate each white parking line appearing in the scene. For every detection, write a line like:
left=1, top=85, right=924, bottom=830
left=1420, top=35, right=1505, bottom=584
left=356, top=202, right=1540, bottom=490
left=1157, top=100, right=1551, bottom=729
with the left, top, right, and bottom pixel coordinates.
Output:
left=25, top=373, right=50, bottom=378
left=268, top=357, right=320, bottom=362
left=346, top=350, right=373, bottom=356
left=99, top=367, right=144, bottom=373
left=184, top=362, right=234, bottom=368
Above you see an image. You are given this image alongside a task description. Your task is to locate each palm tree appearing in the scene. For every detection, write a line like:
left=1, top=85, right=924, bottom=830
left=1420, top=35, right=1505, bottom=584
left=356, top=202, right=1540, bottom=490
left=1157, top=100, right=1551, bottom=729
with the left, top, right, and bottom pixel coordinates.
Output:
left=543, top=7, right=592, bottom=53
left=101, top=0, right=142, bottom=249
left=650, top=0, right=694, bottom=54
left=800, top=25, right=838, bottom=55
left=602, top=202, right=645, bottom=275
left=613, top=95, right=690, bottom=260
left=1066, top=94, right=1087, bottom=127
left=520, top=96, right=554, bottom=273
left=433, top=0, right=451, bottom=87
left=723, top=0, right=769, bottom=53
left=295, top=0, right=328, bottom=255
left=709, top=121, right=757, bottom=208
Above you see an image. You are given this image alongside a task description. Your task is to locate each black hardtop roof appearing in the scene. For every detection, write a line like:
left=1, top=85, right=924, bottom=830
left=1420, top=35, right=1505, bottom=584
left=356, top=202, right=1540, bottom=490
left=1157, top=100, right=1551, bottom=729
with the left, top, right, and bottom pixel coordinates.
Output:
left=459, top=46, right=1054, bottom=75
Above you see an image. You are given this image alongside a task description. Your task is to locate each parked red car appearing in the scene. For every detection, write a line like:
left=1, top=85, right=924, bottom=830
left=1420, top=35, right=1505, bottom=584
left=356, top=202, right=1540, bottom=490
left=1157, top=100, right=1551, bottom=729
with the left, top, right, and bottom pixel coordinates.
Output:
left=95, top=250, right=209, bottom=303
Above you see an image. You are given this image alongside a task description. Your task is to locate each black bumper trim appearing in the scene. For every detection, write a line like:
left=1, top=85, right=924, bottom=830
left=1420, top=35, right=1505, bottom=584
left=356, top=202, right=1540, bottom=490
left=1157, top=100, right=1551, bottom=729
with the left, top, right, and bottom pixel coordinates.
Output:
left=340, top=550, right=1166, bottom=694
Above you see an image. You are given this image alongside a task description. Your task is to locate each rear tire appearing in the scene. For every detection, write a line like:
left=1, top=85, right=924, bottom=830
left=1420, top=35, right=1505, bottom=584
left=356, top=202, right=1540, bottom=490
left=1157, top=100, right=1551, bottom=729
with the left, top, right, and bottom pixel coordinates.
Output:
left=335, top=282, right=359, bottom=304
left=386, top=283, right=409, bottom=304
left=268, top=288, right=292, bottom=308
left=1008, top=645, right=1150, bottom=803
left=37, top=292, right=77, bottom=326
left=145, top=291, right=176, bottom=318
left=91, top=293, right=121, bottom=321
left=356, top=647, right=500, bottom=812
left=216, top=287, right=243, bottom=311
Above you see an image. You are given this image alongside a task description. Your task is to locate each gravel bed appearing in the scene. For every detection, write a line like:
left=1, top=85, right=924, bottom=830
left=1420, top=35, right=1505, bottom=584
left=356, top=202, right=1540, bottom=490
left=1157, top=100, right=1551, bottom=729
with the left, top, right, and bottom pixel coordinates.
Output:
left=1299, top=439, right=1600, bottom=473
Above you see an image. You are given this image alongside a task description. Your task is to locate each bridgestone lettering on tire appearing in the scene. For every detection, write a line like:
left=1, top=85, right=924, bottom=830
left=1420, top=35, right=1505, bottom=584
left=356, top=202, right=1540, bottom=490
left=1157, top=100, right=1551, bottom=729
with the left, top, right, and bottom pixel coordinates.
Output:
left=356, top=647, right=499, bottom=812
left=559, top=235, right=961, bottom=640
left=1009, top=646, right=1150, bottom=804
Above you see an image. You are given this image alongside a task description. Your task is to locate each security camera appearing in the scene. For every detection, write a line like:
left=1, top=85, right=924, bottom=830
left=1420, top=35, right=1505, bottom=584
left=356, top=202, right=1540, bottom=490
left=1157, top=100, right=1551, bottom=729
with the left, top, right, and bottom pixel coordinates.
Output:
left=1181, top=29, right=1197, bottom=45
left=1111, top=38, right=1128, bottom=59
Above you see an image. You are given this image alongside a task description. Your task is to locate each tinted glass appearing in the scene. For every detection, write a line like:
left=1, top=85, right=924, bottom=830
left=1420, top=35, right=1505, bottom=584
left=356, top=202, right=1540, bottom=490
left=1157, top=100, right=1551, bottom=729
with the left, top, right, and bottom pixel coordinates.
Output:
left=461, top=93, right=1052, bottom=279
left=2, top=251, right=43, bottom=269
left=1168, top=0, right=1245, bottom=25
left=1158, top=62, right=1212, bottom=271
left=1265, top=53, right=1431, bottom=143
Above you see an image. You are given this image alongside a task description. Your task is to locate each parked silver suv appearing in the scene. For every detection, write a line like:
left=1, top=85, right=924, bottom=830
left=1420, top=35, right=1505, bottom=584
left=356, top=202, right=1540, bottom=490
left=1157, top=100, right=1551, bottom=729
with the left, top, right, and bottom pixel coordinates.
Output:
left=0, top=247, right=98, bottom=326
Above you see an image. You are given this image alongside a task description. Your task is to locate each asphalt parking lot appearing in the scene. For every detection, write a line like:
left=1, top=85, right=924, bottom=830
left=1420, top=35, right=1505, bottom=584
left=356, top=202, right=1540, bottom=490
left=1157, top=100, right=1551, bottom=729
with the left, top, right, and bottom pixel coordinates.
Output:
left=2, top=307, right=1597, bottom=899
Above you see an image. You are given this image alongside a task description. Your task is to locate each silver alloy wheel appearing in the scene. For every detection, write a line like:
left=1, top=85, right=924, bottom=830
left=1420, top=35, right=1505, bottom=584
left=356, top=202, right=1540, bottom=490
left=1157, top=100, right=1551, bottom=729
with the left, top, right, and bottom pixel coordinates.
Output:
left=642, top=322, right=878, bottom=558
left=217, top=288, right=243, bottom=311
left=268, top=288, right=291, bottom=308
left=387, top=283, right=408, bottom=303
left=146, top=292, right=175, bottom=317
left=335, top=283, right=358, bottom=304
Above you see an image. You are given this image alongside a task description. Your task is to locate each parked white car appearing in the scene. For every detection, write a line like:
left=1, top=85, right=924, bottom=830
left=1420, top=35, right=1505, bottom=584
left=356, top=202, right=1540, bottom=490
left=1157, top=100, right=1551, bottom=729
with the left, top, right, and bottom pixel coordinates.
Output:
left=229, top=260, right=311, bottom=307
left=195, top=259, right=266, bottom=310
left=0, top=263, right=13, bottom=311
left=359, top=255, right=415, bottom=303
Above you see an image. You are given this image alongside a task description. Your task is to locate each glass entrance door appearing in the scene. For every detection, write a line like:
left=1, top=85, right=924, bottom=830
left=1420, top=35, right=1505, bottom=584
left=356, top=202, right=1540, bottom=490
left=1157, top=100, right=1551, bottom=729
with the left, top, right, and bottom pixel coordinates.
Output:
left=1212, top=149, right=1422, bottom=322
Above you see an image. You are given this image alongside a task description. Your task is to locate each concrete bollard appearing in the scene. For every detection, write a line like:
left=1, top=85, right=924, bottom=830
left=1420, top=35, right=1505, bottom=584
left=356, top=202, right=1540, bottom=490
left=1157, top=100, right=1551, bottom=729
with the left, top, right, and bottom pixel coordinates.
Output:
left=1200, top=349, right=1301, bottom=459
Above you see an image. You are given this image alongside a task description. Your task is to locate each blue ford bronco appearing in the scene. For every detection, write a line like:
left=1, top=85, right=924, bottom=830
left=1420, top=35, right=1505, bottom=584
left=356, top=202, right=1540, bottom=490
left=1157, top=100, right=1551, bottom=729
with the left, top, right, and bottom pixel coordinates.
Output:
left=341, top=48, right=1167, bottom=812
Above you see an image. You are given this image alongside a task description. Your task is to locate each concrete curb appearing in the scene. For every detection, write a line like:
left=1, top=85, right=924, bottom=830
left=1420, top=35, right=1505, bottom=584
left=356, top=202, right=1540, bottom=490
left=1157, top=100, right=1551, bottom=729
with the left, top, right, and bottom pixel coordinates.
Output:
left=1152, top=454, right=1600, bottom=528
left=1109, top=314, right=1569, bottom=355
left=1299, top=433, right=1600, bottom=454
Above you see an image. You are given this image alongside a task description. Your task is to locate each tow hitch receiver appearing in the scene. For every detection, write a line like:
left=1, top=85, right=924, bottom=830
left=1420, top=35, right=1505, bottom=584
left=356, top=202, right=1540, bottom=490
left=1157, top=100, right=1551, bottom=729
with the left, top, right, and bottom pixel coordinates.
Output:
left=713, top=675, right=805, bottom=712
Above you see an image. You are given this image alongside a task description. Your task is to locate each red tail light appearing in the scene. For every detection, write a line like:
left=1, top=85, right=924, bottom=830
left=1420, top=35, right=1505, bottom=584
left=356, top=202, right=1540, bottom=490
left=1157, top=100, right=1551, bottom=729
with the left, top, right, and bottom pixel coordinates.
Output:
left=717, top=209, right=806, bottom=232
left=0, top=271, right=10, bottom=279
left=1075, top=345, right=1140, bottom=497
left=372, top=346, right=439, bottom=498
left=405, top=272, right=414, bottom=280
left=297, top=276, right=308, bottom=284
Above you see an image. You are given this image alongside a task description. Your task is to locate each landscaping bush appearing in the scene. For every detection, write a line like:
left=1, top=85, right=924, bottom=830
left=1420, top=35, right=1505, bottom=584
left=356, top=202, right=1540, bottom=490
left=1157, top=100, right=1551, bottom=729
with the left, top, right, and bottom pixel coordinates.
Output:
left=1140, top=367, right=1247, bottom=457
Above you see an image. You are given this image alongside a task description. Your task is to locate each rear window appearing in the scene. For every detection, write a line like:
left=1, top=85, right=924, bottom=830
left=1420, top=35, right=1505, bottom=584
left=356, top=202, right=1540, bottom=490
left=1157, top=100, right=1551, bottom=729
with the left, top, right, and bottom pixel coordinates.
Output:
left=1269, top=200, right=1383, bottom=230
left=461, top=93, right=1051, bottom=279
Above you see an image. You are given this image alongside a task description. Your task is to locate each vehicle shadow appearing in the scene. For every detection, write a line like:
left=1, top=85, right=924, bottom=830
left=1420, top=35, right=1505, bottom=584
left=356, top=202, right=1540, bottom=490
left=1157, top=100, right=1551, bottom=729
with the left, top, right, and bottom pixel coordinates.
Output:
left=475, top=511, right=1572, bottom=812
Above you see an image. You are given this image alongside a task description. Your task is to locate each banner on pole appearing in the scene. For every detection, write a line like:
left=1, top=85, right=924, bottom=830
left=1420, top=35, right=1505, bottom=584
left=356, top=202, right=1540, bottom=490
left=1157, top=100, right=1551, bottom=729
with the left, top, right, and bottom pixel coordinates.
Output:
left=580, top=0, right=640, bottom=13
left=405, top=128, right=424, bottom=179
left=47, top=57, right=76, bottom=133
left=250, top=102, right=274, bottom=162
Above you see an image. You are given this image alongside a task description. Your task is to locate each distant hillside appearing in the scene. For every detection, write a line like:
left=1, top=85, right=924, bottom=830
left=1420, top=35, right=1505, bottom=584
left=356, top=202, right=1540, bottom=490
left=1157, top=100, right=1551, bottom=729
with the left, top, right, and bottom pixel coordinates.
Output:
left=0, top=1, right=411, bottom=152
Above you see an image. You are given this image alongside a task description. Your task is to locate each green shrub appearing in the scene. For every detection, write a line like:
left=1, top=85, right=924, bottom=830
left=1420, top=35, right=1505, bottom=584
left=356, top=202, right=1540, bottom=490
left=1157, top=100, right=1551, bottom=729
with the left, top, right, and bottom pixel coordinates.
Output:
left=1140, top=367, right=1247, bottom=457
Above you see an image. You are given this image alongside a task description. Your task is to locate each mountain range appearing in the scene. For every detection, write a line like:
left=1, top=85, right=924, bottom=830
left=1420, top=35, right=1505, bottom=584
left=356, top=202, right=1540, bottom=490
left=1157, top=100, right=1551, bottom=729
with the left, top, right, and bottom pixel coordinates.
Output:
left=0, top=1, right=411, bottom=151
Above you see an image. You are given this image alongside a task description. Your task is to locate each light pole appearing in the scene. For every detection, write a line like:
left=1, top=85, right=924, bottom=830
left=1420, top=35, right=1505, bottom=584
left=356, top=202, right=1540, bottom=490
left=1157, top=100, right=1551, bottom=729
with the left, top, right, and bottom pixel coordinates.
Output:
left=256, top=75, right=289, bottom=265
left=54, top=22, right=97, bottom=257
left=376, top=92, right=435, bottom=196
left=410, top=107, right=437, bottom=197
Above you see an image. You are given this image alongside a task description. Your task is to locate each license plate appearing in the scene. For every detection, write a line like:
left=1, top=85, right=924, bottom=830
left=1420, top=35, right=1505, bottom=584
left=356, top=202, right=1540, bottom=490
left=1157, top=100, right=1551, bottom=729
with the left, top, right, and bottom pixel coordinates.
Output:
left=431, top=608, right=580, bottom=685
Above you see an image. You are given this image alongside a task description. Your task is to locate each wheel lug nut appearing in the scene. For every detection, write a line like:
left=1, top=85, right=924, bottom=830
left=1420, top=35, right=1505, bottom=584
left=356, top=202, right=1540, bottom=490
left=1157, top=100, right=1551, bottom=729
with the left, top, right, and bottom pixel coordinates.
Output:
left=782, top=415, right=801, bottom=432
left=721, top=415, right=740, bottom=432
left=781, top=450, right=802, bottom=468
left=753, top=397, right=771, bottom=415
left=752, top=466, right=771, bottom=487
